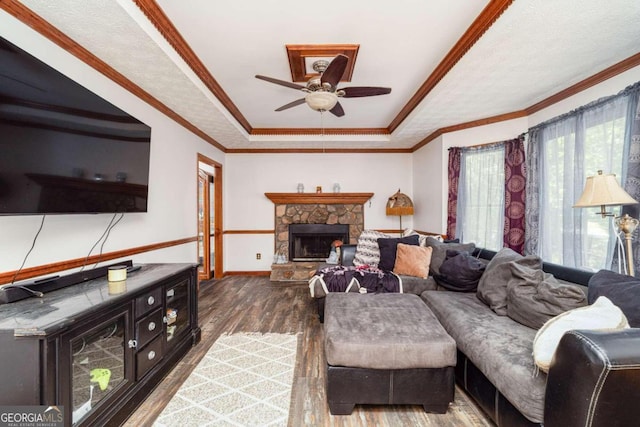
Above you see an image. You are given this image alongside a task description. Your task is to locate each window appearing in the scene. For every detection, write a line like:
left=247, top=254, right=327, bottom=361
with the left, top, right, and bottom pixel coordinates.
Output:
left=457, top=145, right=505, bottom=251
left=537, top=96, right=629, bottom=270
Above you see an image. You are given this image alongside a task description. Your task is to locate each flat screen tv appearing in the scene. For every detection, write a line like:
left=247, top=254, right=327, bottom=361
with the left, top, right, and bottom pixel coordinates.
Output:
left=0, top=36, right=151, bottom=215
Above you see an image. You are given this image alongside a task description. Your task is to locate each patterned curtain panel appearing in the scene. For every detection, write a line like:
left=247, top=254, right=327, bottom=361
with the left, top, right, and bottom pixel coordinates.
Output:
left=524, top=129, right=541, bottom=256
left=504, top=137, right=526, bottom=254
left=447, top=147, right=462, bottom=239
left=622, top=82, right=640, bottom=276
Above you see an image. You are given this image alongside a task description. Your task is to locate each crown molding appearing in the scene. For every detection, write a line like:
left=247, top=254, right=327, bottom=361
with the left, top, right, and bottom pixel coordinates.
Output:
left=251, top=127, right=389, bottom=136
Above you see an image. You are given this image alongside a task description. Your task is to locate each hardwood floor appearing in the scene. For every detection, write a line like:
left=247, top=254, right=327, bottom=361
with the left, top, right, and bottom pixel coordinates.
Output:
left=124, top=276, right=493, bottom=426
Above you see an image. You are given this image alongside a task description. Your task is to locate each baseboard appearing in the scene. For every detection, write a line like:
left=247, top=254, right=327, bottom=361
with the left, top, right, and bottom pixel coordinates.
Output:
left=223, top=271, right=270, bottom=277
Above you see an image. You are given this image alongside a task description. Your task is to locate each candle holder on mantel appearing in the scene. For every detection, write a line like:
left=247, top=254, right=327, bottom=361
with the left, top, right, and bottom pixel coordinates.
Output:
left=316, top=186, right=322, bottom=193
left=297, top=183, right=304, bottom=193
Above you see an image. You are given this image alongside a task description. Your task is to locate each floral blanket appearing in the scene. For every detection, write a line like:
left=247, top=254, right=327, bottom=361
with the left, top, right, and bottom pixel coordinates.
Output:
left=308, top=265, right=403, bottom=297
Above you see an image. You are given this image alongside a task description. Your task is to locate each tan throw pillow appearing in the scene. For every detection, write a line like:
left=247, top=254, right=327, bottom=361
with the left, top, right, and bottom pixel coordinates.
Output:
left=393, top=244, right=433, bottom=278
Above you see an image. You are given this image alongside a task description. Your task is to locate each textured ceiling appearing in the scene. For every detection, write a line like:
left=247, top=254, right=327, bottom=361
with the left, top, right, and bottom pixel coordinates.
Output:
left=11, top=0, right=640, bottom=150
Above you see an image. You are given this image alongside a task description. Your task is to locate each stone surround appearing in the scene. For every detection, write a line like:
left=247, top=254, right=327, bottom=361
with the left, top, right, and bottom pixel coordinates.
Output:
left=274, top=203, right=363, bottom=259
left=265, top=193, right=373, bottom=281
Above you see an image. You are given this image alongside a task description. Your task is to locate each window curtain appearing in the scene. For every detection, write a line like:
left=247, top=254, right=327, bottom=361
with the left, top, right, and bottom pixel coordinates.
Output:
left=446, top=147, right=462, bottom=239
left=524, top=128, right=541, bottom=256
left=455, top=143, right=505, bottom=251
left=621, top=82, right=640, bottom=275
left=504, top=137, right=526, bottom=254
left=525, top=89, right=631, bottom=270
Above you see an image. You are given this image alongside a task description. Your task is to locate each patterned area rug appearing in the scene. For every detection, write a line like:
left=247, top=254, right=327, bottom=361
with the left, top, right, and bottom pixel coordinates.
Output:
left=154, top=333, right=298, bottom=427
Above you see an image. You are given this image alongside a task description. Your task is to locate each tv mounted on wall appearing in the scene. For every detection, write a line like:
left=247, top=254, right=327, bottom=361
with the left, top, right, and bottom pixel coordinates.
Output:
left=0, top=36, right=151, bottom=215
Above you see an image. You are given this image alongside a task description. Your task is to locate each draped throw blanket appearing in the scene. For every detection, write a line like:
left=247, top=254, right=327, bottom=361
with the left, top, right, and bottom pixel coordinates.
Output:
left=309, top=265, right=403, bottom=296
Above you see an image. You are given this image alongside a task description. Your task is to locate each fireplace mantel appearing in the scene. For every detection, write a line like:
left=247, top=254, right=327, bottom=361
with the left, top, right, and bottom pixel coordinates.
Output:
left=265, top=192, right=373, bottom=205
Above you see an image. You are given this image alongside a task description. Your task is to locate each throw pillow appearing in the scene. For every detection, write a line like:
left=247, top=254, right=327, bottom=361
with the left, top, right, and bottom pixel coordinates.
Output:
left=377, top=235, right=420, bottom=271
left=476, top=248, right=542, bottom=316
left=353, top=230, right=391, bottom=268
left=393, top=244, right=433, bottom=278
left=588, top=269, right=640, bottom=327
left=506, top=262, right=587, bottom=329
left=402, top=228, right=443, bottom=246
left=424, top=236, right=476, bottom=276
left=532, top=296, right=629, bottom=372
left=433, top=250, right=486, bottom=292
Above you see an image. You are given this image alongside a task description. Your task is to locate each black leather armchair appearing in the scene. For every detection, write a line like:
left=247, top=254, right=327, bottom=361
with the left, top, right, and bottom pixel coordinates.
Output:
left=544, top=328, right=640, bottom=427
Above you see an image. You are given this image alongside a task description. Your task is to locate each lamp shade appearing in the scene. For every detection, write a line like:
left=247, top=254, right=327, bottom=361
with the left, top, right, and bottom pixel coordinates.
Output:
left=305, top=91, right=338, bottom=112
left=386, top=189, right=414, bottom=216
left=574, top=170, right=637, bottom=208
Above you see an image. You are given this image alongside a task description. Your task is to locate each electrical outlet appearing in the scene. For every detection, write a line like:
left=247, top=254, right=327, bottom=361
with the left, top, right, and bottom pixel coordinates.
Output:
left=256, top=253, right=261, bottom=260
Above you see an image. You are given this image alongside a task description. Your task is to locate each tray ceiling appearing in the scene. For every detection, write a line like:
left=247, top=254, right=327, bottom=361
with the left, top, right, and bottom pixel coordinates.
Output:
left=7, top=0, right=640, bottom=151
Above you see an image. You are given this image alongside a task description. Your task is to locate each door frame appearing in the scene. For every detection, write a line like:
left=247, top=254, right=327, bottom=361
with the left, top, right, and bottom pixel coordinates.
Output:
left=197, top=154, right=223, bottom=280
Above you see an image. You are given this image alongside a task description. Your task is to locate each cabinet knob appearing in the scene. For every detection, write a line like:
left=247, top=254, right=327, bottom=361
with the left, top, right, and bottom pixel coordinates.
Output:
left=147, top=350, right=156, bottom=360
left=147, top=296, right=155, bottom=306
left=148, top=322, right=156, bottom=332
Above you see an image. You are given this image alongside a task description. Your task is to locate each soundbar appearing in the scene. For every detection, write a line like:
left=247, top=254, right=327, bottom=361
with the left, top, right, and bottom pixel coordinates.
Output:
left=0, top=260, right=134, bottom=304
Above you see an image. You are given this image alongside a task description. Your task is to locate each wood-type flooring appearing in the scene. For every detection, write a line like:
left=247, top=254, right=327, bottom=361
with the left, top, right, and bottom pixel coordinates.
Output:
left=124, top=276, right=493, bottom=426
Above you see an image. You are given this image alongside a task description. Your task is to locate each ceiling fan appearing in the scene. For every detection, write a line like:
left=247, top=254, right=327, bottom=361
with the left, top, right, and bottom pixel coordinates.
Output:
left=255, top=54, right=391, bottom=117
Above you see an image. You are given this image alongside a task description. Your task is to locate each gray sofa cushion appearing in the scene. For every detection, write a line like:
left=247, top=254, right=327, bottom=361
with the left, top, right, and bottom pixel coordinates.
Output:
left=588, top=269, right=640, bottom=327
left=425, top=237, right=476, bottom=276
left=507, top=262, right=587, bottom=329
left=324, top=293, right=456, bottom=370
left=434, top=250, right=486, bottom=292
left=421, top=290, right=546, bottom=423
left=477, top=248, right=542, bottom=315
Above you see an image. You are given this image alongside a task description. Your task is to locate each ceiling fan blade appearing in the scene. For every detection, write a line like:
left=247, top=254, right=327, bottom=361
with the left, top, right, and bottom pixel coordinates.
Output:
left=321, top=54, right=348, bottom=87
left=329, top=102, right=345, bottom=117
left=275, top=98, right=306, bottom=111
left=340, top=86, right=392, bottom=98
left=255, top=75, right=305, bottom=90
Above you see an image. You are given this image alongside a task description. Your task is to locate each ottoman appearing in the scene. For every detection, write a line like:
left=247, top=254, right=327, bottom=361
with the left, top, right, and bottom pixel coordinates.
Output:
left=324, top=293, right=456, bottom=415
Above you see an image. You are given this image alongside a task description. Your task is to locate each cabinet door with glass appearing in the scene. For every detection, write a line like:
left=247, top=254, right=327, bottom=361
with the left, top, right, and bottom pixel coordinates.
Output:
left=59, top=304, right=133, bottom=426
left=165, top=278, right=191, bottom=347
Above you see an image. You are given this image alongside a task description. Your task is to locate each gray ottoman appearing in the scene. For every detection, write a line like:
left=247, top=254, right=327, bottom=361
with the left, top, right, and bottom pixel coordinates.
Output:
left=324, top=293, right=456, bottom=415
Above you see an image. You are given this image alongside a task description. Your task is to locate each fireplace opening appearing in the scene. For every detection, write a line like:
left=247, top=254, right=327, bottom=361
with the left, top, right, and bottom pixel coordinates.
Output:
left=289, top=224, right=349, bottom=261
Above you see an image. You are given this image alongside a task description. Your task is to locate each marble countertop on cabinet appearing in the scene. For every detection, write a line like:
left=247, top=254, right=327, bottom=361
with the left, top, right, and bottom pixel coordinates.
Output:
left=0, top=263, right=194, bottom=337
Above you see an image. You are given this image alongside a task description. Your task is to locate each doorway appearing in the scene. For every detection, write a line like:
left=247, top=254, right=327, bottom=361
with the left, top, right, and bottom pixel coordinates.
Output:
left=197, top=154, right=222, bottom=280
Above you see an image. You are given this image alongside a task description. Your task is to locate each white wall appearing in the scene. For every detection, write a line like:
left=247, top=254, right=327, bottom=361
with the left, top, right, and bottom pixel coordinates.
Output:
left=223, top=153, right=413, bottom=271
left=0, top=12, right=224, bottom=276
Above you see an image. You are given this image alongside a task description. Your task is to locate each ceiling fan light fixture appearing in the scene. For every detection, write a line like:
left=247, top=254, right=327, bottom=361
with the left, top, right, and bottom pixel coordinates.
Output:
left=305, top=91, right=338, bottom=112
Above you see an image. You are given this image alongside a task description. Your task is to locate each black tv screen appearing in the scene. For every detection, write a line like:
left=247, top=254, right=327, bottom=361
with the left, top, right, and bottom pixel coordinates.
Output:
left=0, top=36, right=151, bottom=215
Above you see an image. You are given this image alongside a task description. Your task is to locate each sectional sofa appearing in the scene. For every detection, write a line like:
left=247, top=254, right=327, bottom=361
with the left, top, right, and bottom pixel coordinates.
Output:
left=310, top=243, right=640, bottom=427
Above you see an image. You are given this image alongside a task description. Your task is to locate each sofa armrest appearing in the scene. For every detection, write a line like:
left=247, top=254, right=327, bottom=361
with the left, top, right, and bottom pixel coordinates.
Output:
left=544, top=328, right=640, bottom=427
left=340, top=244, right=357, bottom=267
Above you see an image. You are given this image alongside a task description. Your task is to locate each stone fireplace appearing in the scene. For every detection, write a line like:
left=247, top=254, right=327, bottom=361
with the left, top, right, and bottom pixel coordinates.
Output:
left=289, top=223, right=349, bottom=261
left=265, top=192, right=373, bottom=281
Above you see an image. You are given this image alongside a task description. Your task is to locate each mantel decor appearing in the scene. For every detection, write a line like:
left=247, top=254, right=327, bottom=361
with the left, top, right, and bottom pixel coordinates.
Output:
left=265, top=192, right=373, bottom=205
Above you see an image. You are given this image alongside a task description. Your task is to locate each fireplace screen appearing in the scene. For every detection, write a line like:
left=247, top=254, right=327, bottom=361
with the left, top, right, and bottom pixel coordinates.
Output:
left=289, top=224, right=349, bottom=261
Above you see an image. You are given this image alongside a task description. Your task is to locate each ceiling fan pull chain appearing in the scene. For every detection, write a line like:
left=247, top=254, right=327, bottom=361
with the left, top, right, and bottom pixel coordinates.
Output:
left=321, top=111, right=325, bottom=153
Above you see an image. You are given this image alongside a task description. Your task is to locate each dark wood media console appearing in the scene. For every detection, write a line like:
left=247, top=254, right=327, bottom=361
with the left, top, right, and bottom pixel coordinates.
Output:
left=0, top=263, right=200, bottom=426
